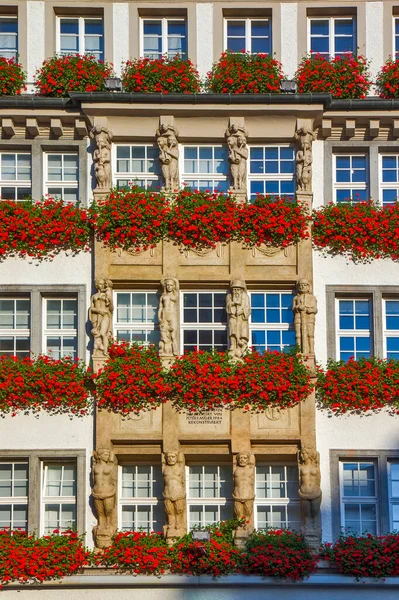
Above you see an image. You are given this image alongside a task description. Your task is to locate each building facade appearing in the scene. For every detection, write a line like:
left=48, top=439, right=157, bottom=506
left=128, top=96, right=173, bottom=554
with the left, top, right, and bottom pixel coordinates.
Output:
left=2, top=0, right=399, bottom=596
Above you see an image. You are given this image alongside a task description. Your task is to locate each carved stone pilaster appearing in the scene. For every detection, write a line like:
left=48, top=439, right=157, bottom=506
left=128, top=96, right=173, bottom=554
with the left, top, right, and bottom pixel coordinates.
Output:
left=158, top=277, right=179, bottom=369
left=292, top=279, right=317, bottom=373
left=156, top=117, right=179, bottom=193
left=92, top=448, right=117, bottom=550
left=298, top=447, right=322, bottom=552
left=162, top=451, right=187, bottom=546
left=226, top=280, right=251, bottom=362
left=90, top=278, right=114, bottom=368
left=225, top=117, right=248, bottom=203
left=90, top=123, right=112, bottom=194
left=295, top=123, right=317, bottom=195
left=232, top=452, right=255, bottom=549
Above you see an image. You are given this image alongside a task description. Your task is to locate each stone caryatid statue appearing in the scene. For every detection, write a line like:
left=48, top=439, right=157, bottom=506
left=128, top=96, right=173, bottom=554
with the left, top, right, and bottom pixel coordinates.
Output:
left=292, top=279, right=317, bottom=357
left=162, top=451, right=186, bottom=542
left=90, top=278, right=114, bottom=358
left=226, top=280, right=251, bottom=362
left=158, top=278, right=179, bottom=358
left=298, top=447, right=322, bottom=551
left=295, top=126, right=317, bottom=193
left=156, top=123, right=179, bottom=192
left=91, top=125, right=112, bottom=190
left=226, top=123, right=249, bottom=194
left=92, top=448, right=117, bottom=549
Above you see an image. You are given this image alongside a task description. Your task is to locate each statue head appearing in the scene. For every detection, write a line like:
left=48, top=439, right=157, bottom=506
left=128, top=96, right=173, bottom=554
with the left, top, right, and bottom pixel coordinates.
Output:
left=165, top=451, right=178, bottom=465
left=237, top=452, right=250, bottom=467
left=297, top=279, right=311, bottom=294
left=237, top=136, right=246, bottom=148
left=301, top=447, right=318, bottom=465
left=162, top=278, right=177, bottom=293
left=95, top=277, right=107, bottom=293
left=97, top=447, right=111, bottom=463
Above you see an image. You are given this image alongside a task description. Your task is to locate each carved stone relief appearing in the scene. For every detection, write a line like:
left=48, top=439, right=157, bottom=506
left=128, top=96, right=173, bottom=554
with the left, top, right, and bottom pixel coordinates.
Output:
left=156, top=123, right=179, bottom=192
left=90, top=278, right=114, bottom=358
left=233, top=452, right=255, bottom=548
left=158, top=278, right=179, bottom=360
left=226, top=122, right=248, bottom=200
left=162, top=451, right=187, bottom=544
left=298, top=447, right=322, bottom=551
left=295, top=126, right=317, bottom=193
left=92, top=448, right=117, bottom=549
left=292, top=279, right=317, bottom=358
left=90, top=125, right=112, bottom=191
left=226, top=280, right=251, bottom=362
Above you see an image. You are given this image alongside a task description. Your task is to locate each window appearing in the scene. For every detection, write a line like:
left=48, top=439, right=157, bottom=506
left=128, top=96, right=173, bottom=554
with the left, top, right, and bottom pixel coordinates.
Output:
left=114, top=291, right=160, bottom=346
left=119, top=465, right=163, bottom=532
left=57, top=17, right=104, bottom=61
left=0, top=298, right=30, bottom=358
left=0, top=152, right=31, bottom=201
left=0, top=461, right=28, bottom=530
left=0, top=16, right=17, bottom=60
left=250, top=292, right=295, bottom=353
left=383, top=299, right=399, bottom=360
left=45, top=153, right=79, bottom=203
left=181, top=291, right=228, bottom=353
left=141, top=18, right=187, bottom=59
left=42, top=462, right=77, bottom=534
left=389, top=461, right=399, bottom=530
left=255, top=464, right=301, bottom=530
left=44, top=298, right=78, bottom=359
left=187, top=465, right=232, bottom=528
left=333, top=154, right=368, bottom=203
left=339, top=461, right=378, bottom=535
left=248, top=146, right=295, bottom=201
left=225, top=18, right=271, bottom=54
left=309, top=17, right=356, bottom=57
left=337, top=299, right=371, bottom=362
left=394, top=18, right=399, bottom=61
left=380, top=154, right=399, bottom=206
left=114, top=145, right=161, bottom=191
left=181, top=146, right=229, bottom=193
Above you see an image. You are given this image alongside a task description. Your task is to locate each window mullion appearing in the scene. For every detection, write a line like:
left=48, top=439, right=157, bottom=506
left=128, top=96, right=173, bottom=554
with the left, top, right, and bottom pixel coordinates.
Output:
left=79, top=17, right=85, bottom=55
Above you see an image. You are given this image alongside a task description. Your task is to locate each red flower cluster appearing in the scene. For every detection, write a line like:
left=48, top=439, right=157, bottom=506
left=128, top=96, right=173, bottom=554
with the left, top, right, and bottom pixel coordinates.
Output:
left=0, top=198, right=91, bottom=261
left=0, top=57, right=26, bottom=95
left=94, top=531, right=170, bottom=575
left=121, top=56, right=201, bottom=94
left=0, top=530, right=89, bottom=587
left=295, top=54, right=372, bottom=98
left=317, top=357, right=399, bottom=415
left=206, top=51, right=283, bottom=94
left=93, top=187, right=169, bottom=253
left=0, top=355, right=91, bottom=417
left=324, top=533, right=399, bottom=579
left=244, top=529, right=317, bottom=581
left=313, top=201, right=399, bottom=262
left=34, top=54, right=114, bottom=97
left=93, top=341, right=167, bottom=415
left=376, top=57, right=399, bottom=98
left=169, top=535, right=242, bottom=576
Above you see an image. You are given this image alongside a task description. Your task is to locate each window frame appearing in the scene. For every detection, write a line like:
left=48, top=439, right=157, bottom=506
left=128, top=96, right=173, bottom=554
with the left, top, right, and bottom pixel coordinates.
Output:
left=186, top=463, right=233, bottom=529
left=118, top=463, right=163, bottom=533
left=382, top=297, right=399, bottom=360
left=249, top=290, right=295, bottom=354
left=307, top=15, right=356, bottom=58
left=379, top=152, right=399, bottom=207
left=112, top=143, right=161, bottom=191
left=140, top=17, right=187, bottom=59
left=247, top=144, right=296, bottom=202
left=180, top=289, right=228, bottom=354
left=338, top=459, right=379, bottom=536
left=0, top=15, right=18, bottom=60
left=41, top=461, right=77, bottom=535
left=43, top=152, right=79, bottom=204
left=179, top=144, right=230, bottom=193
left=0, top=296, right=30, bottom=358
left=42, top=296, right=79, bottom=360
left=0, top=151, right=32, bottom=202
left=393, top=16, right=399, bottom=61
left=254, top=462, right=301, bottom=531
left=223, top=17, right=272, bottom=55
left=113, top=290, right=160, bottom=347
left=0, top=460, right=29, bottom=531
left=335, top=296, right=373, bottom=362
left=333, top=153, right=369, bottom=204
left=56, top=16, right=104, bottom=62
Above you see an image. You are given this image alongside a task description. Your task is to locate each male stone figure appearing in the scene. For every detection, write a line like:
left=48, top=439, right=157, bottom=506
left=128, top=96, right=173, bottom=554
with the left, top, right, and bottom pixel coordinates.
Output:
left=92, top=448, right=117, bottom=549
left=295, top=126, right=316, bottom=193
left=226, top=123, right=248, bottom=194
left=298, top=447, right=322, bottom=551
left=292, top=279, right=317, bottom=357
left=91, top=125, right=112, bottom=190
left=90, top=278, right=114, bottom=357
left=162, top=451, right=186, bottom=543
left=156, top=123, right=179, bottom=192
left=233, top=452, right=255, bottom=548
left=158, top=278, right=179, bottom=356
left=226, top=280, right=251, bottom=361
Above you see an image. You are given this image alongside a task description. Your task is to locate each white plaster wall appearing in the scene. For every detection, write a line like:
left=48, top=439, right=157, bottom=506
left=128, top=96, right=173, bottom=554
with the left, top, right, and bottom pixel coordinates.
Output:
left=112, top=3, right=129, bottom=76
left=196, top=3, right=213, bottom=79
left=280, top=3, right=298, bottom=79
left=26, top=1, right=45, bottom=86
left=365, top=2, right=384, bottom=91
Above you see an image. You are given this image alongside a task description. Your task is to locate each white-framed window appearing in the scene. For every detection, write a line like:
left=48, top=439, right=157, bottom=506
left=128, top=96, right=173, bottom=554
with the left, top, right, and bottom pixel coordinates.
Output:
left=224, top=18, right=271, bottom=54
left=181, top=291, right=228, bottom=353
left=119, top=464, right=163, bottom=532
left=44, top=153, right=79, bottom=203
left=333, top=154, right=369, bottom=203
left=43, top=298, right=78, bottom=359
left=141, top=18, right=187, bottom=59
left=380, top=154, right=399, bottom=206
left=114, top=144, right=161, bottom=191
left=181, top=146, right=229, bottom=193
left=0, top=461, right=28, bottom=530
left=389, top=460, right=399, bottom=530
left=114, top=291, right=160, bottom=346
left=336, top=298, right=372, bottom=362
left=186, top=465, right=233, bottom=529
left=0, top=16, right=17, bottom=60
left=0, top=298, right=30, bottom=358
left=339, top=460, right=378, bottom=535
left=308, top=16, right=356, bottom=57
left=394, top=18, right=399, bottom=61
left=383, top=299, right=399, bottom=360
left=250, top=291, right=295, bottom=353
left=248, top=146, right=295, bottom=201
left=57, top=17, right=104, bottom=61
left=0, top=152, right=31, bottom=201
left=255, top=464, right=301, bottom=530
left=41, top=462, right=77, bottom=535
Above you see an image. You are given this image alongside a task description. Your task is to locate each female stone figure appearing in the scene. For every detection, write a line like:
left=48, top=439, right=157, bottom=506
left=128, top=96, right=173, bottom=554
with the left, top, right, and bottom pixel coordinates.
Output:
left=92, top=448, right=117, bottom=548
left=162, top=451, right=186, bottom=539
left=158, top=278, right=179, bottom=356
left=90, top=278, right=114, bottom=357
left=156, top=124, right=179, bottom=191
left=91, top=125, right=112, bottom=190
left=298, top=447, right=322, bottom=550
